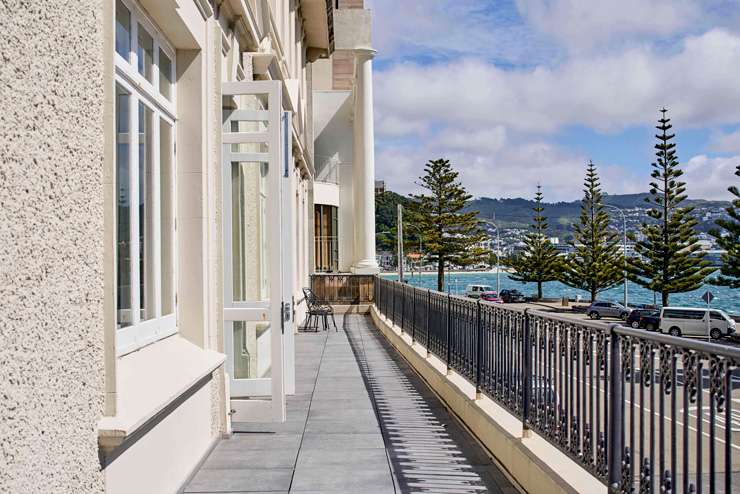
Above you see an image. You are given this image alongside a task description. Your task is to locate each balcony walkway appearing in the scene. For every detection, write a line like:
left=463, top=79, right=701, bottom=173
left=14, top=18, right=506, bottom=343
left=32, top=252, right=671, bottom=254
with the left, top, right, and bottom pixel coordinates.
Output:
left=184, top=314, right=518, bottom=494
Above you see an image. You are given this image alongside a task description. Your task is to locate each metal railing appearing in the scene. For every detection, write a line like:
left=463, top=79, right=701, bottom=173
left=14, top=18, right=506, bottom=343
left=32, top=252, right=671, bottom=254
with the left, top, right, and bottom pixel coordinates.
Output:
left=310, top=273, right=375, bottom=304
left=374, top=277, right=740, bottom=493
left=315, top=159, right=339, bottom=184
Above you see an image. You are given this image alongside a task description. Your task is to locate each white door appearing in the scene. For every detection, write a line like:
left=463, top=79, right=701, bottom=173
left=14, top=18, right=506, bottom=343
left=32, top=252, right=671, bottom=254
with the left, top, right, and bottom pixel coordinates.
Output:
left=222, top=81, right=295, bottom=422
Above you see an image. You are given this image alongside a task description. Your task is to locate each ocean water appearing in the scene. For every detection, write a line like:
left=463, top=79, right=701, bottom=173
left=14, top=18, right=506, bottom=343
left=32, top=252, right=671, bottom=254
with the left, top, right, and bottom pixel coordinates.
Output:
left=382, top=271, right=740, bottom=315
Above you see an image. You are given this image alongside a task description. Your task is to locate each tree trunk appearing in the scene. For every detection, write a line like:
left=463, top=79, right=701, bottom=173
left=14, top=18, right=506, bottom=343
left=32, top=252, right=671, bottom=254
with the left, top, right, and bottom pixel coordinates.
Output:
left=437, top=258, right=445, bottom=292
left=591, top=287, right=597, bottom=303
left=662, top=291, right=669, bottom=307
left=537, top=281, right=543, bottom=300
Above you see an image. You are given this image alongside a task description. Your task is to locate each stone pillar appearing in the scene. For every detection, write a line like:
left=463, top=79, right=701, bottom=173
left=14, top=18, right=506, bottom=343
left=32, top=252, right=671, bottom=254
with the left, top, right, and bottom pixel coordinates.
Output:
left=351, top=48, right=379, bottom=274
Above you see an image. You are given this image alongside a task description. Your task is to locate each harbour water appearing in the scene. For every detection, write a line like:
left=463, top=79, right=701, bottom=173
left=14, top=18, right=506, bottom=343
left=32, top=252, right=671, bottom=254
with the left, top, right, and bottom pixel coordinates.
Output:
left=382, top=271, right=740, bottom=315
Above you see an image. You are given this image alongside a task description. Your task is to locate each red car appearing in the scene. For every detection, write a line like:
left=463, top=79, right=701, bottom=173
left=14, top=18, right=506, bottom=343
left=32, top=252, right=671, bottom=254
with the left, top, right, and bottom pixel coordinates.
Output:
left=480, top=291, right=503, bottom=303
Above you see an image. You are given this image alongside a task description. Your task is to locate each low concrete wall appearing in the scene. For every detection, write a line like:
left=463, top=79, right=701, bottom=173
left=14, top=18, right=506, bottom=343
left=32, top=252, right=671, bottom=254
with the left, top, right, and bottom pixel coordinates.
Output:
left=370, top=306, right=606, bottom=494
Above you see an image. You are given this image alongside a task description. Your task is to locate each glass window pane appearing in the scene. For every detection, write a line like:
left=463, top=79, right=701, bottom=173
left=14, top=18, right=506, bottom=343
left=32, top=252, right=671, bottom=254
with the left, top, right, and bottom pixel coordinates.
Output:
left=137, top=25, right=154, bottom=82
left=116, top=85, right=131, bottom=328
left=313, top=205, right=338, bottom=272
left=231, top=162, right=270, bottom=302
left=231, top=321, right=271, bottom=380
left=158, top=49, right=172, bottom=100
left=115, top=0, right=131, bottom=60
left=139, top=102, right=155, bottom=321
left=160, top=119, right=174, bottom=316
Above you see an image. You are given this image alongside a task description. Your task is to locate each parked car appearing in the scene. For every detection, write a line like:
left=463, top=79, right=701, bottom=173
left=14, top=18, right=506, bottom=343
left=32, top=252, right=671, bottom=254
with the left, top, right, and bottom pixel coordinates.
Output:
left=465, top=284, right=493, bottom=299
left=659, top=307, right=736, bottom=339
left=639, top=312, right=661, bottom=331
left=480, top=291, right=503, bottom=303
left=499, top=289, right=526, bottom=303
left=587, top=301, right=630, bottom=320
left=626, top=308, right=658, bottom=328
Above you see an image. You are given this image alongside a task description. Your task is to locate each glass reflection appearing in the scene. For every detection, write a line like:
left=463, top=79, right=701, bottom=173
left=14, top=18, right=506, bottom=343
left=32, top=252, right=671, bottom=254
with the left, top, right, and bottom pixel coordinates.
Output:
left=116, top=85, right=131, bottom=328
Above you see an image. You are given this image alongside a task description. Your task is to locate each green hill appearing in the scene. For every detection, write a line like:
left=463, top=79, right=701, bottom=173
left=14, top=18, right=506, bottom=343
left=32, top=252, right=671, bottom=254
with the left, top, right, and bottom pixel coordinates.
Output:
left=375, top=190, right=729, bottom=248
left=375, top=190, right=416, bottom=251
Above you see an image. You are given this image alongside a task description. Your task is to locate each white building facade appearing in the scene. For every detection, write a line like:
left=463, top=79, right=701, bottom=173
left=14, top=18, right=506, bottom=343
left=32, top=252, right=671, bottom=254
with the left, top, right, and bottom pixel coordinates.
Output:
left=1, top=0, right=377, bottom=492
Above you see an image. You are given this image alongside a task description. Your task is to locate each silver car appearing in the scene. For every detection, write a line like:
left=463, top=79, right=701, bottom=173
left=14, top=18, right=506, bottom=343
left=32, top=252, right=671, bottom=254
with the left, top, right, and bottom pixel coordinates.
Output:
left=587, top=301, right=630, bottom=321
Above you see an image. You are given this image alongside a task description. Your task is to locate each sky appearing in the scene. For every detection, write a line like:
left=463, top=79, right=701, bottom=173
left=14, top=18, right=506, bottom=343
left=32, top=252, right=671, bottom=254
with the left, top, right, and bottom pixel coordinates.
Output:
left=366, top=0, right=740, bottom=202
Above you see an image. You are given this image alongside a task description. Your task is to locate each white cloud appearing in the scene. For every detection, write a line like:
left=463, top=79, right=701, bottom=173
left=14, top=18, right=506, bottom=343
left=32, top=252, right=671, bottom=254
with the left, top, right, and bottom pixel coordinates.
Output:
left=365, top=0, right=560, bottom=66
left=436, top=127, right=507, bottom=154
left=683, top=155, right=739, bottom=200
left=375, top=30, right=740, bottom=135
left=516, top=0, right=702, bottom=52
left=709, top=129, right=740, bottom=153
left=374, top=113, right=429, bottom=137
left=370, top=2, right=740, bottom=202
left=376, top=137, right=642, bottom=202
left=377, top=141, right=735, bottom=202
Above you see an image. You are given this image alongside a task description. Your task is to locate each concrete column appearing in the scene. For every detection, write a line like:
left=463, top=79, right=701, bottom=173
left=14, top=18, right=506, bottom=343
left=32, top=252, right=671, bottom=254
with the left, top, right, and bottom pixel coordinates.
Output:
left=351, top=49, right=379, bottom=274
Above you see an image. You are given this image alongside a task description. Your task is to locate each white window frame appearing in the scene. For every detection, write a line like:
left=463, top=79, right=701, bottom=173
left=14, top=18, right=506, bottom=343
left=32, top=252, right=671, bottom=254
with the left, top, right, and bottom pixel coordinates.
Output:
left=115, top=0, right=177, bottom=116
left=114, top=0, right=178, bottom=356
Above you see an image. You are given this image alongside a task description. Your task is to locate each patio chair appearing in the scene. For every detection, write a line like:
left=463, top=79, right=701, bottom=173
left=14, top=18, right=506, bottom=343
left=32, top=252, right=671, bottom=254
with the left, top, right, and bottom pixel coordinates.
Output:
left=302, top=287, right=338, bottom=332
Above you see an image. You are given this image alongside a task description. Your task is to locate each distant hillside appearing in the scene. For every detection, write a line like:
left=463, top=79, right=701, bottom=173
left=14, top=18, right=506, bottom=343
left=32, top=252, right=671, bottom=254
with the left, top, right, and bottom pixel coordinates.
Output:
left=375, top=190, right=417, bottom=251
left=467, top=194, right=729, bottom=237
left=375, top=190, right=730, bottom=247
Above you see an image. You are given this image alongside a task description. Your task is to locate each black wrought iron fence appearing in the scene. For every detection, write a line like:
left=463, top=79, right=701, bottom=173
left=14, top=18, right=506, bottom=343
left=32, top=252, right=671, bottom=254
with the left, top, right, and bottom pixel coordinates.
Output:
left=374, top=276, right=740, bottom=493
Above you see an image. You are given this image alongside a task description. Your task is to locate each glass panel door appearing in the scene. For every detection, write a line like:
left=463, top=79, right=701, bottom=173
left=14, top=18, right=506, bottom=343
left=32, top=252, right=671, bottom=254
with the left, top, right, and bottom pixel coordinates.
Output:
left=222, top=81, right=290, bottom=423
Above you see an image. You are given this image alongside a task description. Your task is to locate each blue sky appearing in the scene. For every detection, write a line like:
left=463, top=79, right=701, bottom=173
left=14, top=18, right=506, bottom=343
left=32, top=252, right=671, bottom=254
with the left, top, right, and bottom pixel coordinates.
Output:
left=367, top=0, right=740, bottom=201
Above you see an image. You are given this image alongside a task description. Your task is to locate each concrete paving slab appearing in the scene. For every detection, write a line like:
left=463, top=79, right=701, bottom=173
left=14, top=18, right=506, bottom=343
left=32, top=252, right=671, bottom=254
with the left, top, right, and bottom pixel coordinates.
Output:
left=185, top=314, right=518, bottom=494
left=290, top=463, right=395, bottom=493
left=306, top=396, right=373, bottom=411
left=201, top=445, right=298, bottom=470
left=307, top=406, right=377, bottom=421
left=295, top=446, right=389, bottom=466
left=303, top=416, right=381, bottom=434
left=217, top=433, right=302, bottom=452
left=299, top=432, right=386, bottom=450
left=185, top=468, right=293, bottom=493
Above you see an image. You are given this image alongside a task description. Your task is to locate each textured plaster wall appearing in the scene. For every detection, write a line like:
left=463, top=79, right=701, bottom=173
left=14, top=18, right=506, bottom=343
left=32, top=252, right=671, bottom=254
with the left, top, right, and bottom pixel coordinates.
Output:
left=0, top=1, right=105, bottom=492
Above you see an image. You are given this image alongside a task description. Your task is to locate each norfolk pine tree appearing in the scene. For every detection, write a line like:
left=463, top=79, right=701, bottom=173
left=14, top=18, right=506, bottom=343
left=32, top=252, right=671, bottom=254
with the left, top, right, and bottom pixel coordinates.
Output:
left=561, top=161, right=623, bottom=302
left=626, top=109, right=715, bottom=306
left=406, top=159, right=488, bottom=292
left=508, top=185, right=562, bottom=299
left=709, top=164, right=740, bottom=288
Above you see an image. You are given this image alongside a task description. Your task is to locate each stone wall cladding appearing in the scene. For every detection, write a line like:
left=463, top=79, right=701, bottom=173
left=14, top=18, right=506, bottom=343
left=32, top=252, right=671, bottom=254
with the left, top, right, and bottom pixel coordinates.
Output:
left=0, top=1, right=105, bottom=492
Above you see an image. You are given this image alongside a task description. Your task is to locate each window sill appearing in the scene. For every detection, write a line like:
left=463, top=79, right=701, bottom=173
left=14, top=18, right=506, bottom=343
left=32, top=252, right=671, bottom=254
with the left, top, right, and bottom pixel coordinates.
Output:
left=98, top=335, right=225, bottom=454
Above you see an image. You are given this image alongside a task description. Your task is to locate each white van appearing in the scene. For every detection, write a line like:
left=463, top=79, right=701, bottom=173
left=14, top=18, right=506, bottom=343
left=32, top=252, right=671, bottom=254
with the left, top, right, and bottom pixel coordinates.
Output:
left=465, top=284, right=493, bottom=299
left=659, top=307, right=736, bottom=339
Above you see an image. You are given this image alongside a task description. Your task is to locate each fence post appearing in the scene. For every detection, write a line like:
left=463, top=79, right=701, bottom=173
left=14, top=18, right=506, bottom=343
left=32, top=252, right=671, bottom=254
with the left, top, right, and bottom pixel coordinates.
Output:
left=446, top=293, right=452, bottom=375
left=375, top=276, right=380, bottom=312
left=411, top=287, right=416, bottom=344
left=392, top=281, right=396, bottom=325
left=426, top=290, right=431, bottom=358
left=475, top=299, right=482, bottom=400
left=522, top=309, right=531, bottom=433
left=401, top=283, right=405, bottom=333
left=607, top=324, right=624, bottom=493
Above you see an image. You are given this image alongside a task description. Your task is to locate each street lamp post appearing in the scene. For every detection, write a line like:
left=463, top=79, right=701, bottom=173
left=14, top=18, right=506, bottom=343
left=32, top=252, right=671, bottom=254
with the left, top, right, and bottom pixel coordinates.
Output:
left=603, top=204, right=628, bottom=308
left=409, top=224, right=423, bottom=280
left=480, top=218, right=501, bottom=293
left=397, top=204, right=404, bottom=283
